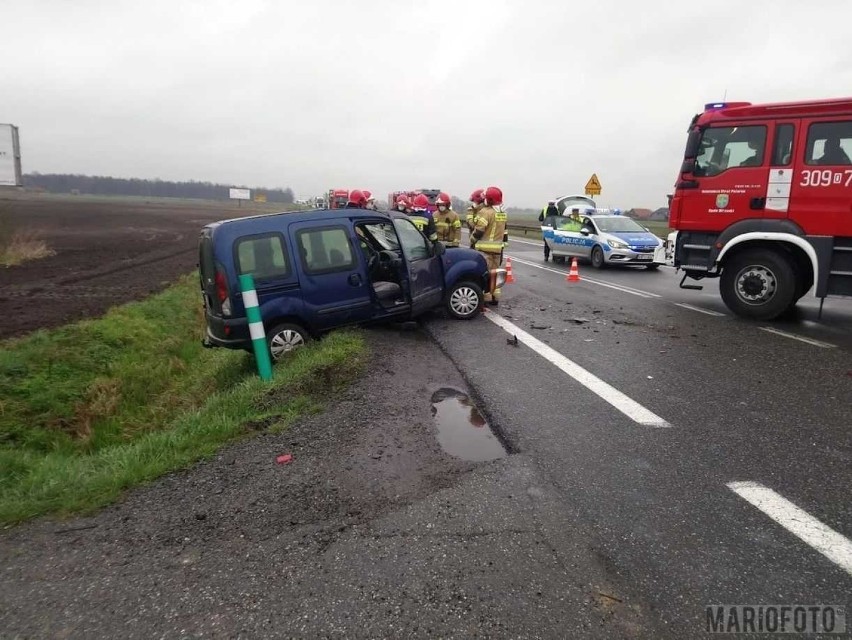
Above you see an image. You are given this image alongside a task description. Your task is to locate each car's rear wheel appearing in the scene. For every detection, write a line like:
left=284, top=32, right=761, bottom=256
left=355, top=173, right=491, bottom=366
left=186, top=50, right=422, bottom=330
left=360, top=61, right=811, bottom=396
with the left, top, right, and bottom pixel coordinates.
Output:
left=266, top=323, right=310, bottom=361
left=591, top=246, right=605, bottom=269
left=446, top=281, right=483, bottom=319
left=646, top=263, right=660, bottom=270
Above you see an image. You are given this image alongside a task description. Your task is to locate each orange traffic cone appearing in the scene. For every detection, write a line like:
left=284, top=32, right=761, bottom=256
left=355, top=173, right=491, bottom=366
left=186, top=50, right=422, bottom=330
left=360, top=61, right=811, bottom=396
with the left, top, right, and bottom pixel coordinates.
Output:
left=505, top=256, right=515, bottom=284
left=566, top=257, right=581, bottom=282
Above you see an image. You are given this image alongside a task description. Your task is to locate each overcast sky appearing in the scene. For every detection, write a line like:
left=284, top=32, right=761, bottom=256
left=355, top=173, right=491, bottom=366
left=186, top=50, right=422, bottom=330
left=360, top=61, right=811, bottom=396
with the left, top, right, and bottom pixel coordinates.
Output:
left=5, top=0, right=852, bottom=208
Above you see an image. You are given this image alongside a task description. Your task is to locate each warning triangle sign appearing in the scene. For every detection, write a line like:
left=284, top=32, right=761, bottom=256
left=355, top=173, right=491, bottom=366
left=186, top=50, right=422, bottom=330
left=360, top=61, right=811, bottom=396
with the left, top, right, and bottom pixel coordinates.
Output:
left=584, top=173, right=602, bottom=192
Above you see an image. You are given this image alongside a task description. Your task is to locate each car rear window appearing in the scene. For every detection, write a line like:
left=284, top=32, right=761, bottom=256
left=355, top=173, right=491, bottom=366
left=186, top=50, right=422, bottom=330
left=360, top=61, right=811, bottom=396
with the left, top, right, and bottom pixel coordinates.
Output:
left=297, top=226, right=355, bottom=273
left=235, top=233, right=291, bottom=280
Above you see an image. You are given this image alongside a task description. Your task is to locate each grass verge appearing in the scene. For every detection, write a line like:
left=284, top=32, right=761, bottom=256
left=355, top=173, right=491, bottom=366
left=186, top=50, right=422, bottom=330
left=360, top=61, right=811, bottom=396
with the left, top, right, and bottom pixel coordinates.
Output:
left=0, top=276, right=366, bottom=524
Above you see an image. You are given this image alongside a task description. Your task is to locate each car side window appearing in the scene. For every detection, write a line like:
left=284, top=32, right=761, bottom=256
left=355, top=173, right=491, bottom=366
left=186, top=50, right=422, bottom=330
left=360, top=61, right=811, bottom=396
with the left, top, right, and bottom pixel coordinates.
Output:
left=296, top=226, right=356, bottom=274
left=805, top=121, right=852, bottom=166
left=393, top=218, right=431, bottom=261
left=235, top=233, right=290, bottom=280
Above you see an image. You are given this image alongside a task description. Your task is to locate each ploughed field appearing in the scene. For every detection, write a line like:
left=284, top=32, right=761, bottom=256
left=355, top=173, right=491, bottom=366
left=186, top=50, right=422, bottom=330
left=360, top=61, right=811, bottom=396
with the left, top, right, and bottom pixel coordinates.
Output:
left=0, top=194, right=273, bottom=340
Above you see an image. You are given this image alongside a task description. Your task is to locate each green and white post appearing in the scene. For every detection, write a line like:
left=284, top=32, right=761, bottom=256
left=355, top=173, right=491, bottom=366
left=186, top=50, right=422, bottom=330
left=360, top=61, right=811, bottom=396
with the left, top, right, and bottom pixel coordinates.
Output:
left=239, top=273, right=273, bottom=381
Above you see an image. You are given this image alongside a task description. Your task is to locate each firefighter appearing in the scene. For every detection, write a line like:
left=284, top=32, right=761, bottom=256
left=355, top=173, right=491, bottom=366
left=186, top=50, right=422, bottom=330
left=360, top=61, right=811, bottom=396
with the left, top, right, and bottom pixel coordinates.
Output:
left=433, top=192, right=461, bottom=246
left=408, top=194, right=438, bottom=242
left=395, top=194, right=412, bottom=214
left=465, top=188, right=485, bottom=233
left=363, top=190, right=378, bottom=210
left=345, top=189, right=367, bottom=209
left=538, top=200, right=559, bottom=261
left=470, top=186, right=507, bottom=305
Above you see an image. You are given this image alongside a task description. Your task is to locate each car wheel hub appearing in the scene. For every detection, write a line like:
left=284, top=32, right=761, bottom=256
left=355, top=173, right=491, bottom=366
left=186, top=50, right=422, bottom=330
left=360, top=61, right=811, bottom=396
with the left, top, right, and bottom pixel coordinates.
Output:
left=737, top=266, right=776, bottom=303
left=450, top=287, right=479, bottom=316
left=270, top=330, right=304, bottom=358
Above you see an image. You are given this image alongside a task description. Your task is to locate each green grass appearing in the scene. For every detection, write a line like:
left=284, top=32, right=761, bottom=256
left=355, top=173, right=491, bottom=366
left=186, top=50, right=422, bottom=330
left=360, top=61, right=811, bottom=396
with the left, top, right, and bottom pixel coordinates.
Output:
left=0, top=276, right=366, bottom=524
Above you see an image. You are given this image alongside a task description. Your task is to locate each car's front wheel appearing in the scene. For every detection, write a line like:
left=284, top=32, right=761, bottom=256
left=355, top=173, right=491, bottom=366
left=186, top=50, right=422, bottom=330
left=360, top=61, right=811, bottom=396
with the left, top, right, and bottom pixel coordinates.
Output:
left=266, top=322, right=310, bottom=361
left=591, top=246, right=606, bottom=269
left=446, top=281, right=483, bottom=319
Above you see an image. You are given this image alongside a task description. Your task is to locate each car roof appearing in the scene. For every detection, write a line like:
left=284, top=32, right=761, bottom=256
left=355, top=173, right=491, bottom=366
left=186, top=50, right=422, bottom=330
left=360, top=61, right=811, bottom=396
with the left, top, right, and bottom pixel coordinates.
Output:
left=205, top=207, right=405, bottom=230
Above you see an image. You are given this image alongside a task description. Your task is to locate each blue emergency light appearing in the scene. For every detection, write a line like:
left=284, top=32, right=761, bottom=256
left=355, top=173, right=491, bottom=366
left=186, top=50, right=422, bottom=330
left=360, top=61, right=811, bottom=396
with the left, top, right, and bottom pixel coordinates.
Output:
left=704, top=102, right=728, bottom=111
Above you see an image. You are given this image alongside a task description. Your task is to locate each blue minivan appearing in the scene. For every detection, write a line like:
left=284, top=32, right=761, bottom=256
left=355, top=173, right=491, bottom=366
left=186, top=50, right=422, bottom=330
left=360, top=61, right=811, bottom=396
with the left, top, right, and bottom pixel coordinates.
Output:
left=199, top=208, right=504, bottom=360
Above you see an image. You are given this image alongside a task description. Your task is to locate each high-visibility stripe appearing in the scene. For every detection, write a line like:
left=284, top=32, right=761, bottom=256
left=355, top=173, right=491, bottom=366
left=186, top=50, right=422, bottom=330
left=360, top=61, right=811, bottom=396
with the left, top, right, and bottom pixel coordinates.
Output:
left=249, top=320, right=265, bottom=341
left=475, top=241, right=504, bottom=251
left=495, top=212, right=507, bottom=222
left=242, top=289, right=259, bottom=309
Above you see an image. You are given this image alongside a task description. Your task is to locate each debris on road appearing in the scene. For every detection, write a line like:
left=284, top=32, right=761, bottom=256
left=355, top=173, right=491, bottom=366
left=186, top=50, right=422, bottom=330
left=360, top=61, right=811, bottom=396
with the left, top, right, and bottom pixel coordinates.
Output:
left=571, top=317, right=590, bottom=324
left=275, top=453, right=293, bottom=465
left=530, top=323, right=550, bottom=330
left=507, top=335, right=519, bottom=347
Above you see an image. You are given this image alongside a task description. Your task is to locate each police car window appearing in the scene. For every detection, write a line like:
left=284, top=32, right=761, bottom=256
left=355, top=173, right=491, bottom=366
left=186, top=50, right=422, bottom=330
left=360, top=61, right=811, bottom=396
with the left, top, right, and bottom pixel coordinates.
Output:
left=236, top=233, right=291, bottom=280
left=393, top=218, right=431, bottom=261
left=805, top=121, right=852, bottom=165
left=296, top=227, right=355, bottom=274
left=694, top=125, right=766, bottom=176
left=595, top=217, right=645, bottom=233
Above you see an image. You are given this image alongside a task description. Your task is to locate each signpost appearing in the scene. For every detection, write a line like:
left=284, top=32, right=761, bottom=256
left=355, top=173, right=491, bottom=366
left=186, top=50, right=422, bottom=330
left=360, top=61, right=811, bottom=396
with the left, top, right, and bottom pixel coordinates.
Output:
left=229, top=187, right=251, bottom=208
left=584, top=173, right=602, bottom=197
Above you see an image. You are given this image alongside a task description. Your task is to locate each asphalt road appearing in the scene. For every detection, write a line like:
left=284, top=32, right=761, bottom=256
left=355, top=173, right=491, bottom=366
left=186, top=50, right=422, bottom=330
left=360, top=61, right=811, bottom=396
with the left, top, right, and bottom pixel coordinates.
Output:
left=422, top=233, right=852, bottom=636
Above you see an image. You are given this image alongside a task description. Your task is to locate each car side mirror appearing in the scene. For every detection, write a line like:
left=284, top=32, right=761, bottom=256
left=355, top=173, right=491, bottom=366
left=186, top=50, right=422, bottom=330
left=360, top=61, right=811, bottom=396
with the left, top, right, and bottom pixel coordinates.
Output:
left=580, top=228, right=591, bottom=236
left=433, top=241, right=446, bottom=256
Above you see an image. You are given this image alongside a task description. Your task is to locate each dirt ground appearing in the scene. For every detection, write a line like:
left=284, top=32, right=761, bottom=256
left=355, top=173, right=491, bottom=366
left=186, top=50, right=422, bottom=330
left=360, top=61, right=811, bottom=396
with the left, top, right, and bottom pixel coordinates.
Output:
left=0, top=192, right=284, bottom=341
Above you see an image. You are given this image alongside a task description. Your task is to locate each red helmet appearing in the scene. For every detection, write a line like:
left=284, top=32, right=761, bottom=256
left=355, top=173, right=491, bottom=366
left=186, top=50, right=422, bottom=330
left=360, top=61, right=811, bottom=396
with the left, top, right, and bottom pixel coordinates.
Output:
left=436, top=192, right=451, bottom=207
left=484, top=186, right=503, bottom=206
left=363, top=190, right=372, bottom=199
left=412, top=194, right=430, bottom=210
left=348, top=189, right=367, bottom=207
left=395, top=194, right=410, bottom=208
left=469, top=188, right=485, bottom=205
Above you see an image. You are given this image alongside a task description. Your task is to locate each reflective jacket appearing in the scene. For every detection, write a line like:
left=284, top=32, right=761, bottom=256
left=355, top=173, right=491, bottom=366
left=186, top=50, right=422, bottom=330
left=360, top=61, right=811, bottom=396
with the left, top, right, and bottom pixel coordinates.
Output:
left=471, top=206, right=507, bottom=254
left=408, top=211, right=438, bottom=242
left=434, top=209, right=462, bottom=246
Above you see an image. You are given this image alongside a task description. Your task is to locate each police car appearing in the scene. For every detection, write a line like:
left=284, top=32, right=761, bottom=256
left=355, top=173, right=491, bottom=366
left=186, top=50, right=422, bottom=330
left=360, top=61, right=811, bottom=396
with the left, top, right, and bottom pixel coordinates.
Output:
left=542, top=205, right=665, bottom=270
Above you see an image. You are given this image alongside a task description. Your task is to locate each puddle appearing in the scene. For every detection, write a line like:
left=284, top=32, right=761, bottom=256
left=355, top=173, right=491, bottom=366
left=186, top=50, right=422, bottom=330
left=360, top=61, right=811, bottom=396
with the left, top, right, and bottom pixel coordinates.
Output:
left=430, top=387, right=507, bottom=462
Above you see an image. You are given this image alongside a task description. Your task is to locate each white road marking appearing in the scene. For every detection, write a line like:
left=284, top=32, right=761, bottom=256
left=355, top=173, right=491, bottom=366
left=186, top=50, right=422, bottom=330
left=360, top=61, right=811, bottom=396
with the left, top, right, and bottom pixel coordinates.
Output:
left=728, top=481, right=852, bottom=577
left=758, top=327, right=837, bottom=349
left=674, top=302, right=726, bottom=317
left=508, top=256, right=658, bottom=299
left=508, top=236, right=544, bottom=247
left=484, top=312, right=671, bottom=428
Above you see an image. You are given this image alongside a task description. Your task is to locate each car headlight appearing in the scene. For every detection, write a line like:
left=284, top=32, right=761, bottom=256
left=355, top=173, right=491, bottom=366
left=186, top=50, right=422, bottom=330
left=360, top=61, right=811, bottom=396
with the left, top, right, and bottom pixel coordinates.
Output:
left=495, top=268, right=507, bottom=288
left=607, top=239, right=628, bottom=249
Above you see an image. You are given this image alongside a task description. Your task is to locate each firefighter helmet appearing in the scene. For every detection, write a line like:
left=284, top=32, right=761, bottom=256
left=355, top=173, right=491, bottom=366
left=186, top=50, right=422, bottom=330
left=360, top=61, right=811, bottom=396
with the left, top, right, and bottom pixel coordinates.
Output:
left=436, top=192, right=451, bottom=207
left=484, top=186, right=503, bottom=206
left=363, top=190, right=372, bottom=199
left=348, top=189, right=367, bottom=208
left=395, top=194, right=410, bottom=209
left=412, top=194, right=430, bottom=210
left=469, top=188, right=485, bottom=205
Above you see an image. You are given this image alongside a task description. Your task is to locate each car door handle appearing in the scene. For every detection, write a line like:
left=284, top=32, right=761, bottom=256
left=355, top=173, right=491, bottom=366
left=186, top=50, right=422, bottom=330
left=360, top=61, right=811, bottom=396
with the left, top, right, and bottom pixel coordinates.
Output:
left=750, top=197, right=766, bottom=210
left=348, top=273, right=362, bottom=286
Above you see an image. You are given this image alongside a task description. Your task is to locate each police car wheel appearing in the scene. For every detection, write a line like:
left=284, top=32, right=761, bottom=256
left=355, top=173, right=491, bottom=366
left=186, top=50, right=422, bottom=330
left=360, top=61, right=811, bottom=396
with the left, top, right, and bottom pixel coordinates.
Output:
left=446, top=281, right=483, bottom=319
left=591, top=246, right=605, bottom=269
left=266, top=323, right=310, bottom=361
left=720, top=249, right=796, bottom=320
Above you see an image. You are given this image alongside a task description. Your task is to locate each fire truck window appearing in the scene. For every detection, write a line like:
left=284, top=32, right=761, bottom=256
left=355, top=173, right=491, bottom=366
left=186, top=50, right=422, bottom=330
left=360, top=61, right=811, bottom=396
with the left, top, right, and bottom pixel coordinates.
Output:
left=694, top=126, right=766, bottom=176
left=771, top=124, right=795, bottom=166
left=806, top=121, right=852, bottom=166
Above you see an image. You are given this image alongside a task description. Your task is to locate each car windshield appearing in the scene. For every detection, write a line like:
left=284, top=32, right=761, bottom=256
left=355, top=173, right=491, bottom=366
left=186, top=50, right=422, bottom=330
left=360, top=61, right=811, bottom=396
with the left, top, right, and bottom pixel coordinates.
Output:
left=360, top=222, right=400, bottom=251
left=594, top=217, right=647, bottom=233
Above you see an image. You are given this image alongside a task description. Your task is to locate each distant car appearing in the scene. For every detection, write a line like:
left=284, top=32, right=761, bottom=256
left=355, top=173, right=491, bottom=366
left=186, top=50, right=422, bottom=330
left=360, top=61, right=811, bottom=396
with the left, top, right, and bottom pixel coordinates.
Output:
left=199, top=208, right=505, bottom=360
left=542, top=213, right=665, bottom=269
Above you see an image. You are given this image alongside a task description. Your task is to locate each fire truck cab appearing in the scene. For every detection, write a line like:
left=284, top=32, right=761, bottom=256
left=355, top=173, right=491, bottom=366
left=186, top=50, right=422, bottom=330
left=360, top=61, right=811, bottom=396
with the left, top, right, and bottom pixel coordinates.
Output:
left=328, top=189, right=350, bottom=210
left=669, top=97, right=852, bottom=319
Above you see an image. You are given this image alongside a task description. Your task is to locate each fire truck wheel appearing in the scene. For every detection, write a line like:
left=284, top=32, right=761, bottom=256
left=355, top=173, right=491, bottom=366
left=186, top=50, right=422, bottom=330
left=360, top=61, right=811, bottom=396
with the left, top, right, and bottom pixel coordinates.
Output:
left=720, top=249, right=796, bottom=320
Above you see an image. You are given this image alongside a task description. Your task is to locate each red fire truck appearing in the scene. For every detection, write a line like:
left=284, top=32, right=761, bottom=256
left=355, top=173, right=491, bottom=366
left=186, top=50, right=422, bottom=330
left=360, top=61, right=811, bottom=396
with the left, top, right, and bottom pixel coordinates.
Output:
left=327, top=189, right=349, bottom=209
left=669, top=97, right=852, bottom=319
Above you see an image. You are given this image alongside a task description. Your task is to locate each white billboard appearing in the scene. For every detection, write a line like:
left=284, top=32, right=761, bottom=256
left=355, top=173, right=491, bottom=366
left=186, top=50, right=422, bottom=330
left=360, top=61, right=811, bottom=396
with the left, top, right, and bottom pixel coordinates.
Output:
left=229, top=187, right=250, bottom=200
left=0, top=124, right=22, bottom=187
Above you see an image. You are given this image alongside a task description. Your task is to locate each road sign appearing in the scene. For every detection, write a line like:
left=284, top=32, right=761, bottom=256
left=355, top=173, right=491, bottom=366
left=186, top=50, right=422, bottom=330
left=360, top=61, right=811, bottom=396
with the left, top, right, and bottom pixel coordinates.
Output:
left=229, top=188, right=251, bottom=200
left=584, top=173, right=602, bottom=196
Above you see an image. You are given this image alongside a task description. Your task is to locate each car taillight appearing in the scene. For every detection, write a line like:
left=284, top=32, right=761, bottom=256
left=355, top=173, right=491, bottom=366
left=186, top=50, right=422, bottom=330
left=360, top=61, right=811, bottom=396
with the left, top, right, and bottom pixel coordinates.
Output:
left=215, top=270, right=232, bottom=316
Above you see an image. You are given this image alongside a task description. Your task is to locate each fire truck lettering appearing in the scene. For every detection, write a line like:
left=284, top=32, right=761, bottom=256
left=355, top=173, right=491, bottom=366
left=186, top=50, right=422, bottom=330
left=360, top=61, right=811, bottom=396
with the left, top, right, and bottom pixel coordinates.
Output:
left=846, top=170, right=852, bottom=186
left=800, top=169, right=852, bottom=188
